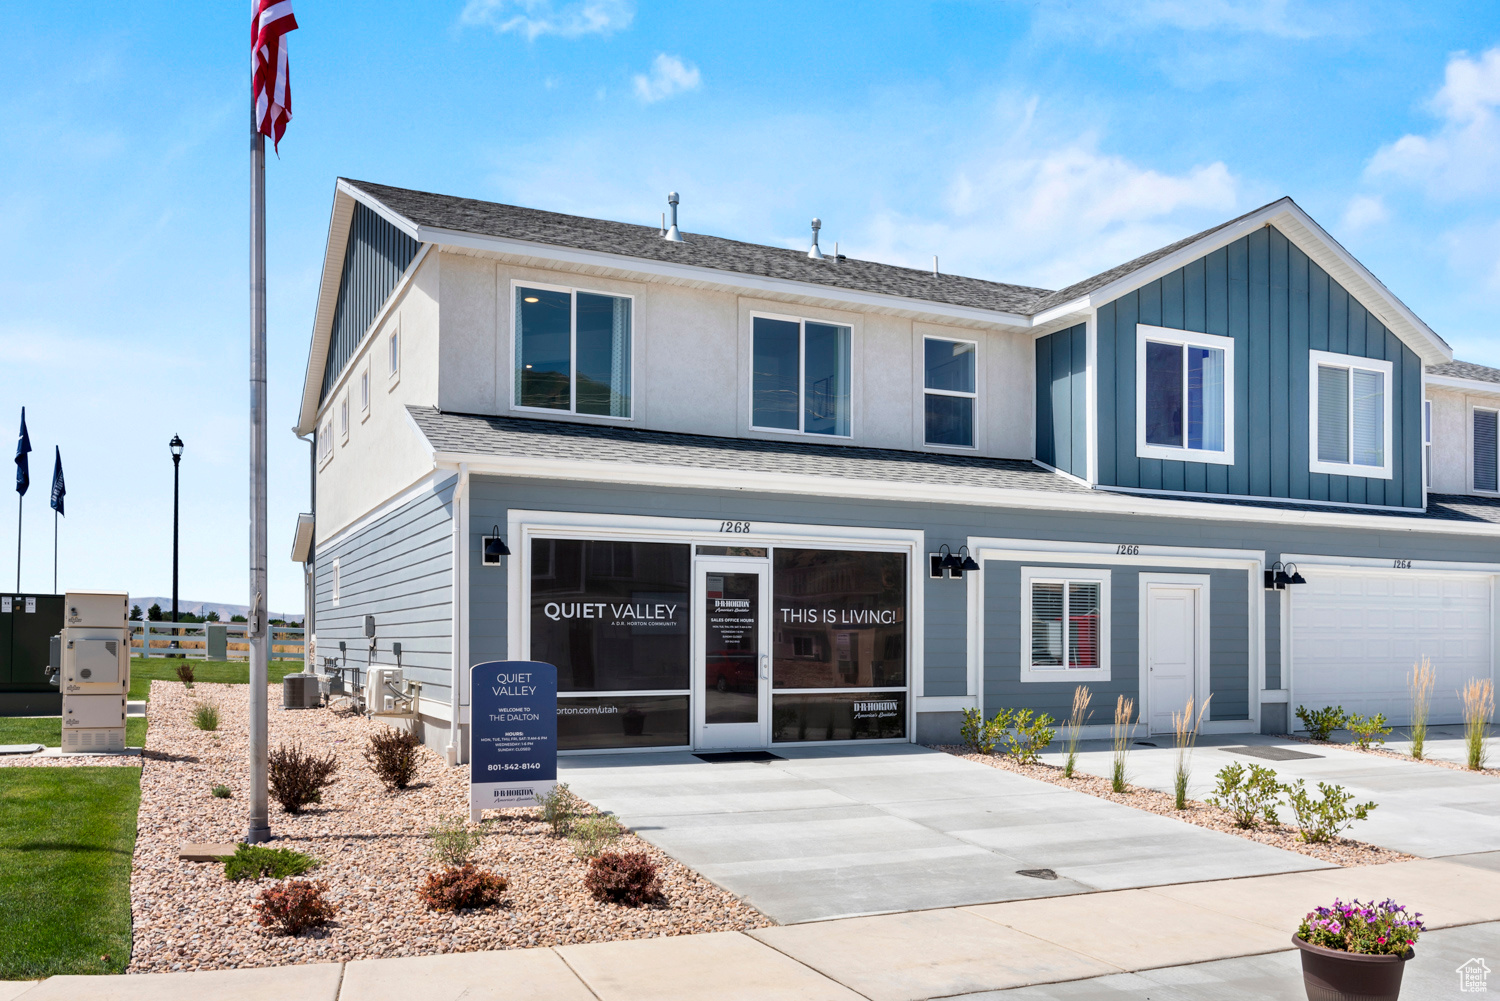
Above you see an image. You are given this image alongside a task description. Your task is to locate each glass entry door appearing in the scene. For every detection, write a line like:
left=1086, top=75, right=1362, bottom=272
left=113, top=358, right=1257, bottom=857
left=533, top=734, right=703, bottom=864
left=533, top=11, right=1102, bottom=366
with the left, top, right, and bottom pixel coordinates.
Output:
left=693, top=560, right=770, bottom=749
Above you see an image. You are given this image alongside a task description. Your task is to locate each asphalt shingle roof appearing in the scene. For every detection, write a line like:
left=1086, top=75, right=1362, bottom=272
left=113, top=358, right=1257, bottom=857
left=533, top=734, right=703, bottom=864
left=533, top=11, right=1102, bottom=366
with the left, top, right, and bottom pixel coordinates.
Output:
left=1428, top=360, right=1500, bottom=384
left=407, top=407, right=1500, bottom=526
left=346, top=179, right=1054, bottom=315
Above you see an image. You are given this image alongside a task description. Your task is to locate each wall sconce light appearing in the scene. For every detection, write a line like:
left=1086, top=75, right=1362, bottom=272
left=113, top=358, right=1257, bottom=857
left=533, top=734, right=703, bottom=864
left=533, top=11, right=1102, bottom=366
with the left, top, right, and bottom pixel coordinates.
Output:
left=930, top=544, right=980, bottom=579
left=482, top=526, right=511, bottom=566
left=957, top=546, right=980, bottom=572
left=1263, top=561, right=1307, bottom=590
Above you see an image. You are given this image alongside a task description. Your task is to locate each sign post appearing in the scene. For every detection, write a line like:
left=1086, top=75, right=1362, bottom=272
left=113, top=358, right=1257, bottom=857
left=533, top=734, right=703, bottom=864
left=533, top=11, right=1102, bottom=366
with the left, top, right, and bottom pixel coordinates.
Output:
left=469, top=660, right=558, bottom=823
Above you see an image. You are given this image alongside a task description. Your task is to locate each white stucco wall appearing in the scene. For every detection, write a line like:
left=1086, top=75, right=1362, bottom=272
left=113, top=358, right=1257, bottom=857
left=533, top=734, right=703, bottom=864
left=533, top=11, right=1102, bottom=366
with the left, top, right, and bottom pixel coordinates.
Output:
left=424, top=250, right=1038, bottom=459
left=1427, top=382, right=1500, bottom=496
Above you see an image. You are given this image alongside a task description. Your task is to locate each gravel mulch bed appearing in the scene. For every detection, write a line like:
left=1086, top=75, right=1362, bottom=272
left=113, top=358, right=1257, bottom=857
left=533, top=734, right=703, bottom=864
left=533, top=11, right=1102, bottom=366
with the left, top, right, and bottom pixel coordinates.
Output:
left=0, top=753, right=141, bottom=769
left=1276, top=733, right=1500, bottom=777
left=129, top=681, right=769, bottom=973
left=931, top=745, right=1414, bottom=867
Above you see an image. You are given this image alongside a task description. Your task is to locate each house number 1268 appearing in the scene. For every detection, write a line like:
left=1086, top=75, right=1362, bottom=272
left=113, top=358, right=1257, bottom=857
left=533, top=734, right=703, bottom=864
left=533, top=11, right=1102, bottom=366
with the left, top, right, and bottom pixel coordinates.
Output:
left=720, top=521, right=751, bottom=533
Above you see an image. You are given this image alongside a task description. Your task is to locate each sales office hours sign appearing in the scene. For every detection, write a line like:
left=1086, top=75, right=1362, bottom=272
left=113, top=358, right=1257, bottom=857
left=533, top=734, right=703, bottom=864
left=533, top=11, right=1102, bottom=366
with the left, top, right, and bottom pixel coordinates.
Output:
left=470, top=660, right=558, bottom=823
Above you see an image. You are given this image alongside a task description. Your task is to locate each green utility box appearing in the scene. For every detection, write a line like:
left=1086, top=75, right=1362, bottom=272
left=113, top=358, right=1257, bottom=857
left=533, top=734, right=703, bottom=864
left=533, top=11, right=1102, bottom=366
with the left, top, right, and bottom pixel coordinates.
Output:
left=1, top=593, right=66, bottom=715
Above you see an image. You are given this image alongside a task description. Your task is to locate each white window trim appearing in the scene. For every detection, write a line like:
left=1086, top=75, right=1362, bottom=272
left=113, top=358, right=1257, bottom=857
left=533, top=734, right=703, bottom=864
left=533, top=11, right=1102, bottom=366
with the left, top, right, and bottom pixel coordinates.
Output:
left=359, top=365, right=371, bottom=421
left=1472, top=405, right=1499, bottom=495
left=1308, top=349, right=1394, bottom=480
left=1019, top=565, right=1112, bottom=683
left=510, top=279, right=636, bottom=421
left=318, top=419, right=334, bottom=469
left=388, top=321, right=401, bottom=385
left=748, top=310, right=855, bottom=439
left=1135, top=324, right=1236, bottom=466
left=331, top=557, right=341, bottom=606
left=922, top=334, right=978, bottom=450
left=339, top=395, right=350, bottom=444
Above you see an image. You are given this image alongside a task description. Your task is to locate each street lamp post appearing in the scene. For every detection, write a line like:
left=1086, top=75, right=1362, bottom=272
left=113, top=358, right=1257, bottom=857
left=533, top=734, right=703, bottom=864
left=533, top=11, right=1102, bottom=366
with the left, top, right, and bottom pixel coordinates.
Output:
left=170, top=435, right=184, bottom=650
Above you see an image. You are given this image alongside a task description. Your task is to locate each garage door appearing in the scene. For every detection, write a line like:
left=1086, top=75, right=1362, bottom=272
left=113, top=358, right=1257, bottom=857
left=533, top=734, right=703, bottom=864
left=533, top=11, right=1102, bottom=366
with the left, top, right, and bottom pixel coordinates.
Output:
left=1290, top=570, right=1493, bottom=724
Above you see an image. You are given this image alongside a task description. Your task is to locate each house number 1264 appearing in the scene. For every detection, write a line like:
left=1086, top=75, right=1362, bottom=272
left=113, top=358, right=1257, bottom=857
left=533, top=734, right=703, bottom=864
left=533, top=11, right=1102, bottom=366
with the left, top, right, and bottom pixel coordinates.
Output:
left=1392, top=559, right=1412, bottom=569
left=720, top=521, right=751, bottom=533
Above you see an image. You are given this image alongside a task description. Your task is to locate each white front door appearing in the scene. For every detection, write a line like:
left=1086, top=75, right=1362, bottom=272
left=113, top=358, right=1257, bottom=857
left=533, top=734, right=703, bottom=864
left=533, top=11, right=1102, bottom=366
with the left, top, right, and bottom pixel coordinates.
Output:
left=1145, top=583, right=1203, bottom=734
left=693, top=559, right=771, bottom=749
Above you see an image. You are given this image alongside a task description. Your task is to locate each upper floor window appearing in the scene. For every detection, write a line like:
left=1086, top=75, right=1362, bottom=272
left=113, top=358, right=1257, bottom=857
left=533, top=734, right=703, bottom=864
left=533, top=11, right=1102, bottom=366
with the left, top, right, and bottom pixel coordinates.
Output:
left=318, top=419, right=333, bottom=464
left=388, top=327, right=400, bottom=380
left=359, top=366, right=370, bottom=416
left=1309, top=350, right=1392, bottom=479
left=751, top=315, right=850, bottom=436
left=924, top=337, right=976, bottom=448
left=1136, top=325, right=1234, bottom=465
left=1474, top=408, right=1497, bottom=493
left=340, top=395, right=350, bottom=442
left=515, top=284, right=632, bottom=418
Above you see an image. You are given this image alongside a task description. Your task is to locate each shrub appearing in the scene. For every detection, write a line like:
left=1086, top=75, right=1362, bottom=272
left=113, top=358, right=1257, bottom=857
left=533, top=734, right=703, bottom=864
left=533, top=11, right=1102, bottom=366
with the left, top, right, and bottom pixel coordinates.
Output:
left=267, top=743, right=339, bottom=813
left=584, top=851, right=663, bottom=907
left=364, top=727, right=421, bottom=790
left=1298, top=899, right=1423, bottom=956
left=175, top=662, right=195, bottom=688
left=1111, top=696, right=1134, bottom=792
left=1206, top=762, right=1284, bottom=828
left=224, top=843, right=319, bottom=881
left=1063, top=685, right=1092, bottom=779
left=1346, top=712, right=1392, bottom=750
left=959, top=708, right=1011, bottom=755
left=570, top=814, right=626, bottom=859
left=253, top=879, right=337, bottom=934
left=418, top=864, right=507, bottom=911
left=1462, top=679, right=1494, bottom=771
left=1284, top=779, right=1377, bottom=843
left=1171, top=695, right=1211, bottom=811
left=1296, top=705, right=1347, bottom=741
left=192, top=701, right=220, bottom=731
left=427, top=814, right=480, bottom=867
left=536, top=783, right=581, bottom=837
left=1004, top=709, right=1055, bottom=765
left=1408, top=658, right=1435, bottom=760
left=211, top=784, right=232, bottom=798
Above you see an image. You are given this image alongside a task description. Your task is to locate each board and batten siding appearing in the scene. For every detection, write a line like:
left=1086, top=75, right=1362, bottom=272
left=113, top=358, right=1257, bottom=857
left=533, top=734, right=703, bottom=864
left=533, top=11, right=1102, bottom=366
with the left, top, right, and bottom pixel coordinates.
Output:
left=320, top=202, right=421, bottom=405
left=982, top=562, right=1249, bottom=722
left=1034, top=323, right=1088, bottom=479
left=314, top=480, right=455, bottom=699
left=1096, top=224, right=1423, bottom=508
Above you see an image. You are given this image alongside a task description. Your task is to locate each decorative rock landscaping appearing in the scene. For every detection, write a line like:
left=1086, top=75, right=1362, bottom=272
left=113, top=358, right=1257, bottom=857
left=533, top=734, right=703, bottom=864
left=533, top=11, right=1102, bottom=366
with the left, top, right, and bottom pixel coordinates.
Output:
left=128, top=681, right=770, bottom=973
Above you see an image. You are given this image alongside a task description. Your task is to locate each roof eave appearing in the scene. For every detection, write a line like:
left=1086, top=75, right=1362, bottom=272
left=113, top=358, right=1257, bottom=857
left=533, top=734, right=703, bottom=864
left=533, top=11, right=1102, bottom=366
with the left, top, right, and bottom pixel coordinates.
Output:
left=1425, top=373, right=1500, bottom=395
left=295, top=186, right=363, bottom=435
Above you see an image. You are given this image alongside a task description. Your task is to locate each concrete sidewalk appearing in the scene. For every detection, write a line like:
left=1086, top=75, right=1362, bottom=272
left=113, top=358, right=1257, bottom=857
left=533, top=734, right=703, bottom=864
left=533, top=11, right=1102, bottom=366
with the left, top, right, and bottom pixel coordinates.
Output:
left=8, top=856, right=1500, bottom=1001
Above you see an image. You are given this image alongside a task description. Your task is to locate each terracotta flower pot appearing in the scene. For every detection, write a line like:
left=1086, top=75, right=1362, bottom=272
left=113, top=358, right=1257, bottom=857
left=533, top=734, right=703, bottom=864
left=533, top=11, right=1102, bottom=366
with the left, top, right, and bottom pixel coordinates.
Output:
left=1293, top=935, right=1413, bottom=1001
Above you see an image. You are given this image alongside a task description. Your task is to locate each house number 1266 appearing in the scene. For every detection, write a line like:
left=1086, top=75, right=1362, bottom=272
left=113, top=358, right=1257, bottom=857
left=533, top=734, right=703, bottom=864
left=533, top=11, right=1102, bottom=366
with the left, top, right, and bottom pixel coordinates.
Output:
left=720, top=521, right=751, bottom=533
left=1116, top=545, right=1140, bottom=556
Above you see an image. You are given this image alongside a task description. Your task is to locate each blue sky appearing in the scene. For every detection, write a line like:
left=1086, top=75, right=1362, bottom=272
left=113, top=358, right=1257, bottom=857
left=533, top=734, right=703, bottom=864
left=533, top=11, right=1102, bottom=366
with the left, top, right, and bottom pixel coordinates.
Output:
left=2, top=0, right=1499, bottom=612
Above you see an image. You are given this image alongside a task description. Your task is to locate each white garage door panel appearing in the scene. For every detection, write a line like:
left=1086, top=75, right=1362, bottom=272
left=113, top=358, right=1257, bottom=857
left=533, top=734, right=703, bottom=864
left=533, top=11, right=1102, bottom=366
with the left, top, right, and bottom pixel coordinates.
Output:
left=1291, top=571, right=1493, bottom=725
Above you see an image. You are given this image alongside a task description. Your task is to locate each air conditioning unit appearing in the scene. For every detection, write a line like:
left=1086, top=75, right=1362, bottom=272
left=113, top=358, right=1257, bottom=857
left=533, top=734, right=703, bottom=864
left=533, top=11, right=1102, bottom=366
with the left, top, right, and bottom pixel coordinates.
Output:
left=281, top=674, right=322, bottom=710
left=365, top=665, right=404, bottom=714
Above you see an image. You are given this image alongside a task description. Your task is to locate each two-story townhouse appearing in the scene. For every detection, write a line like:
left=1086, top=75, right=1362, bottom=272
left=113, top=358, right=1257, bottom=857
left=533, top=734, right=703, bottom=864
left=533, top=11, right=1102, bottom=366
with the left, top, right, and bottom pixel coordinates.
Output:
left=293, top=178, right=1500, bottom=762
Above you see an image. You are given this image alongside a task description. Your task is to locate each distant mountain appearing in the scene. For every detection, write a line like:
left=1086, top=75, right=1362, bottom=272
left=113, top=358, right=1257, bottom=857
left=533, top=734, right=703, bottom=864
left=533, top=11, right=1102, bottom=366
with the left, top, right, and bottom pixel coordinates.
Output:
left=130, top=597, right=302, bottom=623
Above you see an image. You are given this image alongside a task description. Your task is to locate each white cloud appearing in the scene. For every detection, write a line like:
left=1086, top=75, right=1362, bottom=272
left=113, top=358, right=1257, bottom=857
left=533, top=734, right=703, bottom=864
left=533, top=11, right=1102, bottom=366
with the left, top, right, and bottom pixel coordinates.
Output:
left=1367, top=46, right=1500, bottom=199
left=1340, top=194, right=1387, bottom=232
left=459, top=0, right=633, bottom=40
left=632, top=54, right=701, bottom=103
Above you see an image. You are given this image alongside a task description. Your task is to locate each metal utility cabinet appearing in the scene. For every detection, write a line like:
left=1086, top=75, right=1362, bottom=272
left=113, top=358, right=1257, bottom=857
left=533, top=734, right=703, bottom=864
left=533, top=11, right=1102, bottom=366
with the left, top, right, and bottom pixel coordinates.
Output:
left=1, top=593, right=65, bottom=715
left=58, top=591, right=130, bottom=753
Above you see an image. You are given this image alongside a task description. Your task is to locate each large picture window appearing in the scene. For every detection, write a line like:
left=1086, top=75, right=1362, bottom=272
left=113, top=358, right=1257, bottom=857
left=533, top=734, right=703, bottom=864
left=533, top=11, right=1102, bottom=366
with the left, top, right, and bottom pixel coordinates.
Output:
left=1309, top=350, right=1392, bottom=479
left=751, top=315, right=851, bottom=436
left=924, top=337, right=976, bottom=448
left=515, top=285, right=632, bottom=418
left=1136, top=325, right=1233, bottom=465
left=1020, top=566, right=1110, bottom=682
left=529, top=539, right=689, bottom=692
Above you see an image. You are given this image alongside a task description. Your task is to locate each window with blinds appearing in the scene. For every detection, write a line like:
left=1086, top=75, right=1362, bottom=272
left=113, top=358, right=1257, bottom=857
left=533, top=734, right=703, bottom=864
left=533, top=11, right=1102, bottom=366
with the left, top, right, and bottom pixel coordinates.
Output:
left=1023, top=570, right=1109, bottom=678
left=1309, top=350, right=1393, bottom=479
left=1475, top=409, right=1499, bottom=493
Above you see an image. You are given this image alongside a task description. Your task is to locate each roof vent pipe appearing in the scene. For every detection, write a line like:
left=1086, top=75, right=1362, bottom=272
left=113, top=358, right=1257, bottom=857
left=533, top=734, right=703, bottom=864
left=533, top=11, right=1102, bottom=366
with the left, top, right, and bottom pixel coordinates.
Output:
left=663, top=192, right=684, bottom=242
left=808, top=218, right=825, bottom=260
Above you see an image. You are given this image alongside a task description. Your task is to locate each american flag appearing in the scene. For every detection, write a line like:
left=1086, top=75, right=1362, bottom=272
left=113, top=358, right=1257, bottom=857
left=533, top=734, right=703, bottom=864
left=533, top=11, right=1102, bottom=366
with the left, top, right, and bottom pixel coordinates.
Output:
left=252, top=0, right=298, bottom=150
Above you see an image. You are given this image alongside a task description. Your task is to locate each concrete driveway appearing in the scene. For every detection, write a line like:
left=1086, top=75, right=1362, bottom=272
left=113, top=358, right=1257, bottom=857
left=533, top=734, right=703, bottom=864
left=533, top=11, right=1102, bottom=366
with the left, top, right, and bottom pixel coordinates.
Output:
left=558, top=744, right=1328, bottom=924
left=1043, top=733, right=1500, bottom=858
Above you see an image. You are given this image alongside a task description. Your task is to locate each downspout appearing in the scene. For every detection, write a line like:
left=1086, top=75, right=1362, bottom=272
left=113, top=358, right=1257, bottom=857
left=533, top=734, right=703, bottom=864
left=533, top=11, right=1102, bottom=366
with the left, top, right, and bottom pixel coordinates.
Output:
left=295, top=429, right=316, bottom=673
left=447, top=462, right=469, bottom=766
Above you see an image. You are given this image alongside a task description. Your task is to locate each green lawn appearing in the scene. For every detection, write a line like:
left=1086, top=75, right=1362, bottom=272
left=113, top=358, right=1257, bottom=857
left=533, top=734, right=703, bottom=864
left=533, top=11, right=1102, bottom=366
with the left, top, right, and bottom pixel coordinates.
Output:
left=0, top=767, right=140, bottom=977
left=0, top=716, right=147, bottom=747
left=129, top=657, right=301, bottom=701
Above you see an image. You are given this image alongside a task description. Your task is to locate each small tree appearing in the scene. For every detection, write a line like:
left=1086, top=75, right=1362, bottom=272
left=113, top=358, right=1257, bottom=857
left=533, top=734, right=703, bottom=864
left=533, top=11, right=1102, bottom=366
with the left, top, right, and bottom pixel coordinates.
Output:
left=129, top=604, right=143, bottom=621
left=230, top=614, right=247, bottom=623
left=147, top=603, right=163, bottom=622
left=206, top=610, right=220, bottom=623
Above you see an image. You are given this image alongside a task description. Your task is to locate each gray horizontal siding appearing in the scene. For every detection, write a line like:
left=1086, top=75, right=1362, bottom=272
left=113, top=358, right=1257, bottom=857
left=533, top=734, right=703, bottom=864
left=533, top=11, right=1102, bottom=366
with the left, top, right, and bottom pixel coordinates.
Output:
left=315, top=481, right=454, bottom=699
left=1034, top=323, right=1088, bottom=478
left=1097, top=224, right=1423, bottom=508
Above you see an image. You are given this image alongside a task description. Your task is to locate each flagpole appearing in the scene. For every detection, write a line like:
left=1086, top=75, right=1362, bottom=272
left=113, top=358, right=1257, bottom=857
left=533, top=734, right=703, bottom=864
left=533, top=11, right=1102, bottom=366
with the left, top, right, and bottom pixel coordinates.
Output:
left=52, top=509, right=57, bottom=594
left=248, top=104, right=271, bottom=845
left=13, top=496, right=19, bottom=592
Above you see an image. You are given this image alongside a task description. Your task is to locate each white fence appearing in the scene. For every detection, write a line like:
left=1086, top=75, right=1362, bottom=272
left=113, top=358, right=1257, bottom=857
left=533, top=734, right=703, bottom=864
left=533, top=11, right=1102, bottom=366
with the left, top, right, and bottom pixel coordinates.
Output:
left=130, top=621, right=305, bottom=661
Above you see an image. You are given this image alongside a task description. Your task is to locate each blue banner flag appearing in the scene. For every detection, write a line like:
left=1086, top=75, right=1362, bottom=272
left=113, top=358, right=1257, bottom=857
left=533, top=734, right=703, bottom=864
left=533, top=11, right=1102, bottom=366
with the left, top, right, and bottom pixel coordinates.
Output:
left=50, top=447, right=64, bottom=516
left=14, top=408, right=30, bottom=496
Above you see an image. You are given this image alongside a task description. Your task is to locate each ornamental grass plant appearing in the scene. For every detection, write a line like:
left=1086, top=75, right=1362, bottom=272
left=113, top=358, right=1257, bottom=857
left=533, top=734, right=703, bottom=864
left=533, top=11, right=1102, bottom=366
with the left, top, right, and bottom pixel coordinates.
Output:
left=1110, top=696, right=1133, bottom=792
left=1461, top=678, right=1494, bottom=771
left=191, top=701, right=219, bottom=731
left=1063, top=685, right=1092, bottom=779
left=1297, top=898, right=1423, bottom=956
left=1170, top=694, right=1211, bottom=810
left=1407, top=658, right=1435, bottom=760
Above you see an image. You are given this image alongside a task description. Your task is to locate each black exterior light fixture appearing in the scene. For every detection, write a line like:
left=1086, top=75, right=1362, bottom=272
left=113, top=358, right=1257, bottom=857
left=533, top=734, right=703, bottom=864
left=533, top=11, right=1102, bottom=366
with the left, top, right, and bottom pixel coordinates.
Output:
left=957, top=546, right=980, bottom=572
left=482, top=526, right=511, bottom=567
left=930, top=544, right=979, bottom=579
left=1264, top=561, right=1307, bottom=590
